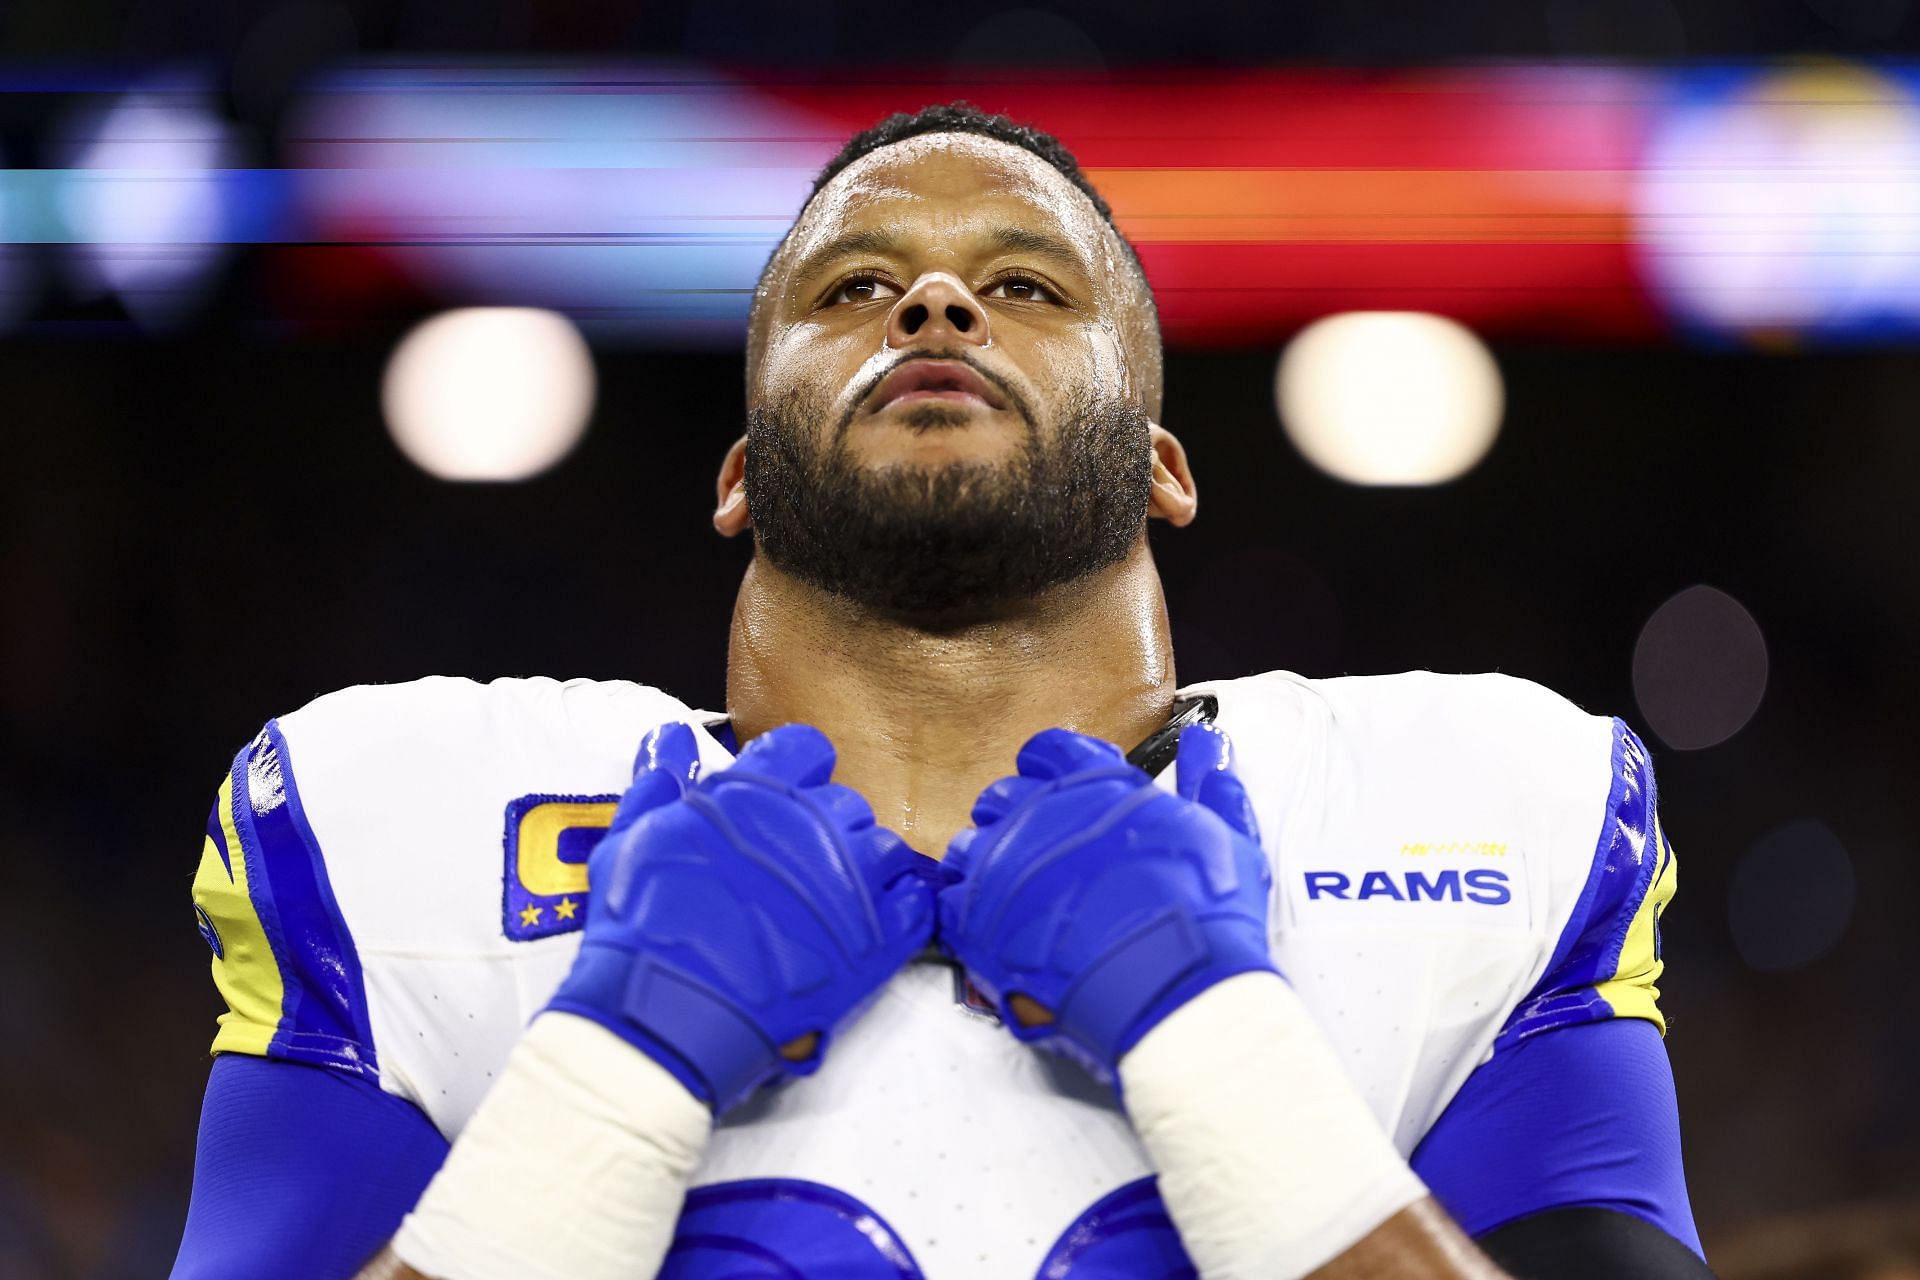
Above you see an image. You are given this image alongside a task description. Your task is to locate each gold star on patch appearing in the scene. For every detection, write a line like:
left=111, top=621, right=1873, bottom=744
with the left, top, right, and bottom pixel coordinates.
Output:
left=519, top=904, right=543, bottom=927
left=555, top=898, right=578, bottom=921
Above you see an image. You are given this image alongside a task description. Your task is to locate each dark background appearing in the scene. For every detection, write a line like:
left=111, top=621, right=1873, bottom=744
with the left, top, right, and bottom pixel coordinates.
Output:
left=5, top=1, right=1920, bottom=1277
left=10, top=0, right=1920, bottom=64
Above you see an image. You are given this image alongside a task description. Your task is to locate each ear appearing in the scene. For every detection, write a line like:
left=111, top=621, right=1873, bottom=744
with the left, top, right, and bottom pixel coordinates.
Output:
left=714, top=436, right=751, bottom=536
left=1146, top=424, right=1198, bottom=526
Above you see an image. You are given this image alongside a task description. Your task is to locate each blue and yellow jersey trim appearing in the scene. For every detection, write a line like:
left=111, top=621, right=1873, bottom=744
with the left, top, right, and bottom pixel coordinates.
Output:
left=190, top=722, right=378, bottom=1080
left=1497, top=719, right=1676, bottom=1050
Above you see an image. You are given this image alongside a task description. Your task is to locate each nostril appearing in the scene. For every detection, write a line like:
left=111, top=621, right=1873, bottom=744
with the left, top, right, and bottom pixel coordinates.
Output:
left=900, top=303, right=928, bottom=333
left=946, top=304, right=973, bottom=333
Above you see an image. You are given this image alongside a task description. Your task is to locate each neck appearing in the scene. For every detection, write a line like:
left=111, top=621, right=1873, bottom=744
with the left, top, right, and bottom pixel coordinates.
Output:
left=724, top=543, right=1180, bottom=856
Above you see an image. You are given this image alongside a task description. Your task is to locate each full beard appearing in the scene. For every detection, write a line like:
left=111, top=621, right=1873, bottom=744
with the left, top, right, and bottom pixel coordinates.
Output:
left=744, top=389, right=1154, bottom=617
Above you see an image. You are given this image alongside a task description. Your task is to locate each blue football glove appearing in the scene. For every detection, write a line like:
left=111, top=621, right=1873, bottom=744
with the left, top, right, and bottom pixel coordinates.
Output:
left=547, top=721, right=935, bottom=1114
left=937, top=723, right=1275, bottom=1084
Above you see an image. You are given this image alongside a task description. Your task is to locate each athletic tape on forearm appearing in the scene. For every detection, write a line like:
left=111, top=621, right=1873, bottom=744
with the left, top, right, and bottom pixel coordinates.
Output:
left=1117, top=971, right=1428, bottom=1279
left=393, top=1011, right=711, bottom=1280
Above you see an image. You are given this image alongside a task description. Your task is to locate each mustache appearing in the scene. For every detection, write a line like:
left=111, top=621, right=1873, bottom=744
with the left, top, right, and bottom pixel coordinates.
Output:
left=833, top=349, right=1033, bottom=443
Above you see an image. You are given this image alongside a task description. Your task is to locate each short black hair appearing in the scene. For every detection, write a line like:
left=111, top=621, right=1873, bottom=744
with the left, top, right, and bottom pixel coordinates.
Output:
left=749, top=102, right=1161, bottom=381
left=811, top=101, right=1125, bottom=237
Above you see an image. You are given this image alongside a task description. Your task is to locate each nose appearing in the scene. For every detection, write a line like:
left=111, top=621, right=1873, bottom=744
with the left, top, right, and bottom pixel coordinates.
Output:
left=885, top=271, right=991, bottom=350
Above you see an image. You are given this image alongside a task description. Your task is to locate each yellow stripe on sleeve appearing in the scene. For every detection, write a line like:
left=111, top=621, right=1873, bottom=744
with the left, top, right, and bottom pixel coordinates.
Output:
left=1592, top=818, right=1678, bottom=1035
left=192, top=773, right=287, bottom=1057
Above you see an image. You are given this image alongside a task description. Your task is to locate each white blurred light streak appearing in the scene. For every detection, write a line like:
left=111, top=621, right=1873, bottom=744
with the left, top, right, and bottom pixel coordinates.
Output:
left=289, top=67, right=841, bottom=340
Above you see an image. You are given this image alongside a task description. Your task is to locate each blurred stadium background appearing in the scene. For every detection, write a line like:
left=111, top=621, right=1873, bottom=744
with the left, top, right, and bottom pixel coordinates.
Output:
left=5, top=0, right=1920, bottom=1276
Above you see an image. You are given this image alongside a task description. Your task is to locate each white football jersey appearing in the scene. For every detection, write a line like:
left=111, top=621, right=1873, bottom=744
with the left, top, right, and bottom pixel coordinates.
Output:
left=192, top=669, right=1675, bottom=1279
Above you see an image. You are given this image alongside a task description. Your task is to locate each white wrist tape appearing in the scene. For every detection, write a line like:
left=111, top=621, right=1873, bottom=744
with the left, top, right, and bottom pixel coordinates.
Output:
left=393, top=1012, right=711, bottom=1280
left=1117, top=971, right=1427, bottom=1279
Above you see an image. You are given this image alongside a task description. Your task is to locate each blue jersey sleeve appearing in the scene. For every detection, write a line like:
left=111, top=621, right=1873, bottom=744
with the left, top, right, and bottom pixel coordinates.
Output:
left=1411, top=1015, right=1703, bottom=1259
left=170, top=1054, right=449, bottom=1280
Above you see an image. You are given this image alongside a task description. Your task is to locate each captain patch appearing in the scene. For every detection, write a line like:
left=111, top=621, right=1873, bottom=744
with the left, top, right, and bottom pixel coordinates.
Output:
left=503, top=794, right=618, bottom=942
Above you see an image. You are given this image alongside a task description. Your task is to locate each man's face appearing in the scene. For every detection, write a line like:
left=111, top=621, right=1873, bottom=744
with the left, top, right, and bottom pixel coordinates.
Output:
left=743, top=134, right=1156, bottom=616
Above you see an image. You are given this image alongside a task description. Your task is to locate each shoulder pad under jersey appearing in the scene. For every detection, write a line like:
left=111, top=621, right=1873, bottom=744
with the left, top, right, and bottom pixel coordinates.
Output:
left=188, top=675, right=724, bottom=1083
left=1293, top=669, right=1677, bottom=1041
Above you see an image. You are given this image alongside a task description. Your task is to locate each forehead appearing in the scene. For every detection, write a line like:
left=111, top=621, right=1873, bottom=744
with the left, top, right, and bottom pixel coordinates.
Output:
left=786, top=133, right=1111, bottom=268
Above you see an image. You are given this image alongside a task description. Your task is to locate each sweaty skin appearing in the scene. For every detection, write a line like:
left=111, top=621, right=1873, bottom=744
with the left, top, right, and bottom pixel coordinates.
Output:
left=722, top=134, right=1194, bottom=855
left=355, top=134, right=1509, bottom=1280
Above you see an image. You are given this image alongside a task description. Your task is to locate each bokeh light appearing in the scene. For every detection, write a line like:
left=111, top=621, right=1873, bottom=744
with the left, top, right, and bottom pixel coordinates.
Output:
left=1637, top=63, right=1920, bottom=338
left=381, top=308, right=596, bottom=482
left=1727, top=819, right=1857, bottom=971
left=1632, top=584, right=1770, bottom=750
left=56, top=90, right=240, bottom=327
left=1274, top=312, right=1504, bottom=486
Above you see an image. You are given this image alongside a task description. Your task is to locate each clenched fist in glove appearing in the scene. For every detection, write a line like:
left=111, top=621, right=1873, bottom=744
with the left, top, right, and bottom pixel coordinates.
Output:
left=936, top=722, right=1274, bottom=1084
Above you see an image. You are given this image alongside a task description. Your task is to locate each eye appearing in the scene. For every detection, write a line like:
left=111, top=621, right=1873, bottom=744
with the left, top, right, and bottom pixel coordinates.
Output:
left=827, top=275, right=899, bottom=306
left=983, top=275, right=1058, bottom=304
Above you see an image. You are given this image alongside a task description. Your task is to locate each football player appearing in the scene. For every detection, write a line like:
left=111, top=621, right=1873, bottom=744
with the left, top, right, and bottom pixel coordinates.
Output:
left=170, top=103, right=1711, bottom=1279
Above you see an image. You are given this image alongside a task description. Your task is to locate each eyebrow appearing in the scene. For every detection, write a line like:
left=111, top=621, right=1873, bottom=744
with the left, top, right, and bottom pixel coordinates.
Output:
left=787, top=224, right=1092, bottom=289
left=788, top=228, right=902, bottom=288
left=982, top=226, right=1089, bottom=275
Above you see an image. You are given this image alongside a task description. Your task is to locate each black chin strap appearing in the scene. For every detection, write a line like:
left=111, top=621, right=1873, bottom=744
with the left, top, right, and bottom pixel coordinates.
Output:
left=1124, top=694, right=1220, bottom=777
